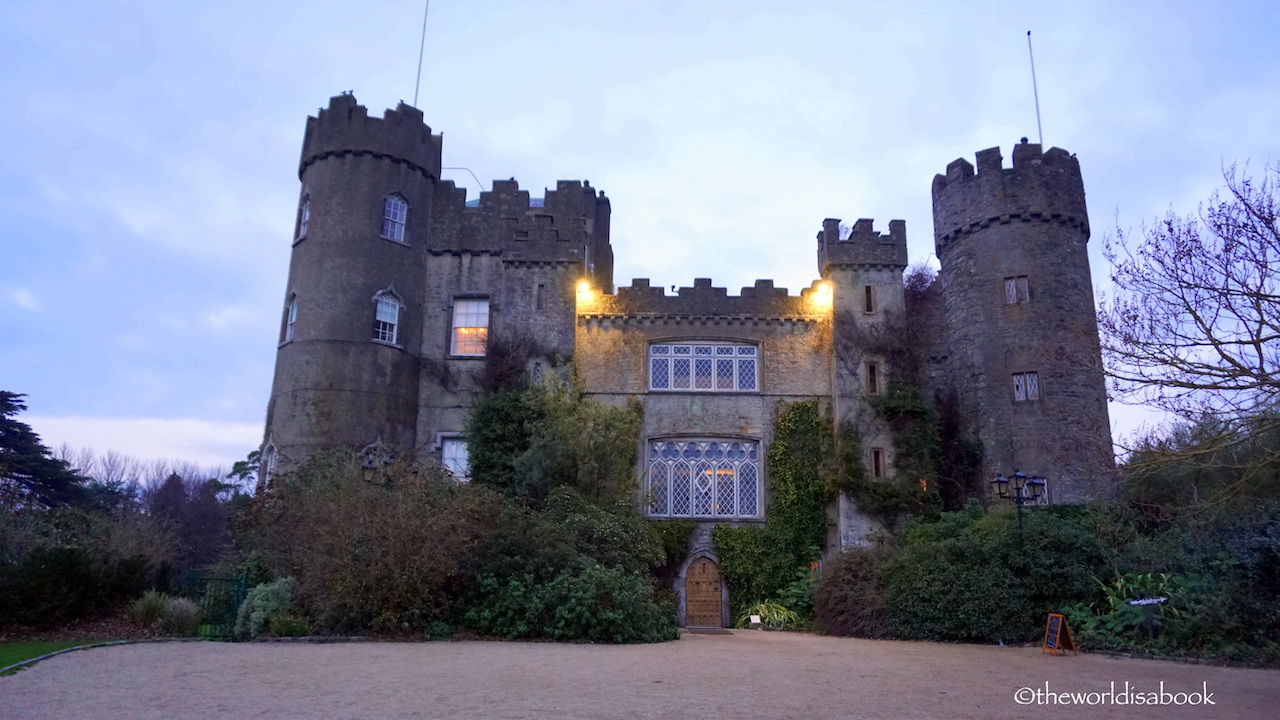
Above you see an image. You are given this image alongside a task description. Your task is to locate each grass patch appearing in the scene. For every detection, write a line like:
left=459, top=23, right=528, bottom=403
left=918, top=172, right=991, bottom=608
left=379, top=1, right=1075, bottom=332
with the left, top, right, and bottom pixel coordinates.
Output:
left=0, top=640, right=99, bottom=675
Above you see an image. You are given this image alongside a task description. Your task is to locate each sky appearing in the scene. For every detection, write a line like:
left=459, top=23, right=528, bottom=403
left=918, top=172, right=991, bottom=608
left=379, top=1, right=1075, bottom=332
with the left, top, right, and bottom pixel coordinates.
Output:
left=2, top=0, right=1278, bottom=471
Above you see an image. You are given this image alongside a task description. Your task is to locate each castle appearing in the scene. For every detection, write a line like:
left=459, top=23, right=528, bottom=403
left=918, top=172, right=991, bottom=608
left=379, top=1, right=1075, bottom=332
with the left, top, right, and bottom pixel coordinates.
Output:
left=262, top=93, right=1115, bottom=627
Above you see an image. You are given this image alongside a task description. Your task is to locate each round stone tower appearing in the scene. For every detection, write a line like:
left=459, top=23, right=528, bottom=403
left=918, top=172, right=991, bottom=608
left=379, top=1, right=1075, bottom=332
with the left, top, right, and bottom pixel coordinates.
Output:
left=263, top=93, right=443, bottom=470
left=932, top=140, right=1114, bottom=502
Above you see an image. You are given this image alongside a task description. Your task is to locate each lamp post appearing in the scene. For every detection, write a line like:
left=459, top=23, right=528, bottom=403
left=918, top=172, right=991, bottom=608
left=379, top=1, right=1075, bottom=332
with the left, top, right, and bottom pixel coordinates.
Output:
left=991, top=470, right=1046, bottom=539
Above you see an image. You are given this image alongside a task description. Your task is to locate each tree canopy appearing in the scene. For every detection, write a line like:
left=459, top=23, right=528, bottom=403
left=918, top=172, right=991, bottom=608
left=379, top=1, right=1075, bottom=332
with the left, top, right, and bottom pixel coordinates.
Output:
left=1099, top=164, right=1280, bottom=510
left=0, top=391, right=88, bottom=508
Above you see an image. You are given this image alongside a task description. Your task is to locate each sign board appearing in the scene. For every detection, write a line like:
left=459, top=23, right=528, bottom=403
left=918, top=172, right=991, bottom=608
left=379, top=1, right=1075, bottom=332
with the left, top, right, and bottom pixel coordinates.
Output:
left=1042, top=613, right=1077, bottom=656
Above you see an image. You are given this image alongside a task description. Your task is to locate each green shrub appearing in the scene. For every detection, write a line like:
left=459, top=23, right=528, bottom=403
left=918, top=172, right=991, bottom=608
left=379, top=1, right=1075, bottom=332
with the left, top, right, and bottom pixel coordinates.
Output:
left=815, top=547, right=893, bottom=638
left=268, top=613, right=310, bottom=637
left=235, top=576, right=296, bottom=639
left=161, top=597, right=202, bottom=636
left=736, top=601, right=798, bottom=629
left=464, top=563, right=677, bottom=643
left=127, top=589, right=170, bottom=626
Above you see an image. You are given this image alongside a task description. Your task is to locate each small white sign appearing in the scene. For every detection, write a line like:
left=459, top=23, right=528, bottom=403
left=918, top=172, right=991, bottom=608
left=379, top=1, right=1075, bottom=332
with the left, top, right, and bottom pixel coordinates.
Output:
left=1126, top=597, right=1168, bottom=606
left=750, top=615, right=761, bottom=624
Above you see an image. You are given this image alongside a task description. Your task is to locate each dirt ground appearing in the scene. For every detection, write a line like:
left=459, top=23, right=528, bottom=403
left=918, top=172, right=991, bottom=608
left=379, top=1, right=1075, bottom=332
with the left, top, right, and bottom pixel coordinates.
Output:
left=1, top=631, right=1276, bottom=719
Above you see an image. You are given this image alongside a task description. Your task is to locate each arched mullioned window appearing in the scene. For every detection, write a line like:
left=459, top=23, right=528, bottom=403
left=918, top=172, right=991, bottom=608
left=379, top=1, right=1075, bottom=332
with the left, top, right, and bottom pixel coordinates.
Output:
left=281, top=295, right=298, bottom=343
left=372, top=289, right=403, bottom=345
left=645, top=438, right=761, bottom=519
left=381, top=194, right=408, bottom=242
left=261, top=444, right=277, bottom=486
left=296, top=197, right=311, bottom=240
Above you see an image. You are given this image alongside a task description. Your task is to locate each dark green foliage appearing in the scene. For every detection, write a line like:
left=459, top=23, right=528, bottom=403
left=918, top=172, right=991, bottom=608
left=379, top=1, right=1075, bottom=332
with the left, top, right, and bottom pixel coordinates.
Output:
left=814, top=546, right=893, bottom=638
left=715, top=400, right=828, bottom=617
left=884, top=505, right=1107, bottom=643
left=0, top=392, right=89, bottom=508
left=543, top=488, right=664, bottom=575
left=464, top=564, right=678, bottom=643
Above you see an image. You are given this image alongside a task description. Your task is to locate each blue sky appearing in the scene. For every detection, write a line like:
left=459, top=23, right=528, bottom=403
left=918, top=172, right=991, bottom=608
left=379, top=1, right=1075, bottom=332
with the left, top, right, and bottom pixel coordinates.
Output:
left=2, top=0, right=1278, bottom=469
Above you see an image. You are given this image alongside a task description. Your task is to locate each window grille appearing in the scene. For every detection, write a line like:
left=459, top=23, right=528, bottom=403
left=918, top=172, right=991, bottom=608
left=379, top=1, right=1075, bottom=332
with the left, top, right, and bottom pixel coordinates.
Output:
left=645, top=439, right=761, bottom=518
left=441, top=438, right=470, bottom=481
left=1013, top=371, right=1039, bottom=401
left=1004, top=276, right=1030, bottom=304
left=650, top=343, right=758, bottom=392
left=450, top=299, right=489, bottom=356
left=373, top=293, right=400, bottom=344
left=382, top=195, right=407, bottom=242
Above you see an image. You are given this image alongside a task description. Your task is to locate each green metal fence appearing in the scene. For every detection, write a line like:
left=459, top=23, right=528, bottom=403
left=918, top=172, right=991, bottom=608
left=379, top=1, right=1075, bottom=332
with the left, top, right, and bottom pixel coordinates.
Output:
left=183, top=572, right=248, bottom=640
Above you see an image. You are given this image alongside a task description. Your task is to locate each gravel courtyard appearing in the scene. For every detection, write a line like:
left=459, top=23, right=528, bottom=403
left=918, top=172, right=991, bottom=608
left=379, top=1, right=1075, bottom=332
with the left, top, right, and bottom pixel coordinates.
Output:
left=2, top=631, right=1276, bottom=719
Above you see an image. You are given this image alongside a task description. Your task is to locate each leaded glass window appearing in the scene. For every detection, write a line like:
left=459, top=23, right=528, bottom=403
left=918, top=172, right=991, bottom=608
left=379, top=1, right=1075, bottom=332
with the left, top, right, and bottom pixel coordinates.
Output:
left=649, top=343, right=759, bottom=392
left=645, top=439, right=762, bottom=519
left=1013, top=371, right=1040, bottom=401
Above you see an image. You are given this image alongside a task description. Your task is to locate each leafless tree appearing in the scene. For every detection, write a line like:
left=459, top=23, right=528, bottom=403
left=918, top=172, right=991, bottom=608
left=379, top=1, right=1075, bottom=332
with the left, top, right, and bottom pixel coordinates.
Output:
left=1098, top=163, right=1280, bottom=509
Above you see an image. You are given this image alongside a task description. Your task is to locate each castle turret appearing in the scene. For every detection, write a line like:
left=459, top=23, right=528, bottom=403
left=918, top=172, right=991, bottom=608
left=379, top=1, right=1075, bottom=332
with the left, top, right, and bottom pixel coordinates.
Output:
left=262, top=94, right=442, bottom=471
left=932, top=140, right=1114, bottom=502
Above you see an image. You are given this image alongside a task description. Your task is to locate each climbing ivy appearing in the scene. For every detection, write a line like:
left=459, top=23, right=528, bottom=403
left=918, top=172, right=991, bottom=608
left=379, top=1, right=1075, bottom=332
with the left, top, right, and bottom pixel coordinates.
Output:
left=714, top=400, right=830, bottom=616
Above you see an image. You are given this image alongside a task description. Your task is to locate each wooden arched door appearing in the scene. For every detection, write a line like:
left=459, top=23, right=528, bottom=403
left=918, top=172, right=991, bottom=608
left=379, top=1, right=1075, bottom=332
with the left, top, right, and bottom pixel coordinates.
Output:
left=685, top=557, right=724, bottom=628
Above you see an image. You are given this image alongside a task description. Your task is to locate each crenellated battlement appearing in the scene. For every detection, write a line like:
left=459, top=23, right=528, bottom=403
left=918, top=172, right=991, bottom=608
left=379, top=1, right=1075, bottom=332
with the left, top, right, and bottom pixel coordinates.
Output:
left=580, top=277, right=827, bottom=320
left=816, top=217, right=907, bottom=275
left=299, top=93, right=443, bottom=181
left=932, top=140, right=1088, bottom=254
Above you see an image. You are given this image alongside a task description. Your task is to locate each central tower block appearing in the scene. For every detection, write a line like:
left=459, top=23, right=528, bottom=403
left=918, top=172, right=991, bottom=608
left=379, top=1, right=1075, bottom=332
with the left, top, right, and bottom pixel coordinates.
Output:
left=932, top=141, right=1114, bottom=502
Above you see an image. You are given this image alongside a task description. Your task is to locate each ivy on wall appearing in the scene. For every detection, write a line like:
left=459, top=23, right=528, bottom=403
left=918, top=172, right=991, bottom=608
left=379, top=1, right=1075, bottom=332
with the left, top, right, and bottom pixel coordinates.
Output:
left=713, top=399, right=830, bottom=615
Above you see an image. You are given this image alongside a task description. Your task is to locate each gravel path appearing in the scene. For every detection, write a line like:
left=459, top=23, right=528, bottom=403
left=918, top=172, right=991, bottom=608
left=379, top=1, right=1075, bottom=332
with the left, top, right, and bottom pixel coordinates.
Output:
left=1, top=631, right=1276, bottom=719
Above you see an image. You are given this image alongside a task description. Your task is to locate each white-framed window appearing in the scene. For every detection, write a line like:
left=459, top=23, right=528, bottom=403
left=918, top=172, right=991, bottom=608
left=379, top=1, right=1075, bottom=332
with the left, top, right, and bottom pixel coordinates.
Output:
left=373, top=291, right=402, bottom=345
left=450, top=299, right=489, bottom=356
left=441, top=438, right=470, bottom=481
left=282, top=296, right=298, bottom=343
left=261, top=444, right=276, bottom=485
left=645, top=439, right=761, bottom=519
left=649, top=343, right=758, bottom=392
left=866, top=362, right=880, bottom=395
left=1004, top=276, right=1030, bottom=304
left=296, top=197, right=310, bottom=240
left=382, top=194, right=408, bottom=242
left=870, top=447, right=885, bottom=479
left=1013, top=371, right=1040, bottom=401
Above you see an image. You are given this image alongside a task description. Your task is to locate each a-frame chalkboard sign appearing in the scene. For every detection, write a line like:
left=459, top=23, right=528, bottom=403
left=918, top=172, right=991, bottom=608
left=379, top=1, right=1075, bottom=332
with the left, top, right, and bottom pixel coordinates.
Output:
left=1042, top=613, right=1077, bottom=656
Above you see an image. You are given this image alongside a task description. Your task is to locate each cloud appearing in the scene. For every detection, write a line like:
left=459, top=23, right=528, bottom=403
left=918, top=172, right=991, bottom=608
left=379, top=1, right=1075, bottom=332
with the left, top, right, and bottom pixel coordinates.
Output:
left=7, top=288, right=38, bottom=310
left=26, top=415, right=262, bottom=470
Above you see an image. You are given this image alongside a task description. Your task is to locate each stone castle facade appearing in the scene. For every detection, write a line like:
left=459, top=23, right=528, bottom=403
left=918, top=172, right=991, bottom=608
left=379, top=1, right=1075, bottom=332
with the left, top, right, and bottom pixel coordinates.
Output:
left=262, top=93, right=1115, bottom=625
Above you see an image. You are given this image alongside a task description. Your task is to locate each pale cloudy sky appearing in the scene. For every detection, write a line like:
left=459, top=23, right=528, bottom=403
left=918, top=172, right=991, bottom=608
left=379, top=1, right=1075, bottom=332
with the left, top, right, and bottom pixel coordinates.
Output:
left=2, top=0, right=1277, bottom=469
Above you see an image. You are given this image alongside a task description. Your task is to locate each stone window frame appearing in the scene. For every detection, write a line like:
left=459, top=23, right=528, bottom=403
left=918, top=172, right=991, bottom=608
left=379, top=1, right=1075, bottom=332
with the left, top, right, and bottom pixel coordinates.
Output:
left=863, top=285, right=877, bottom=314
left=648, top=342, right=759, bottom=393
left=372, top=288, right=404, bottom=347
left=870, top=447, right=885, bottom=479
left=294, top=195, right=311, bottom=244
left=1004, top=276, right=1030, bottom=304
left=437, top=433, right=470, bottom=482
left=644, top=437, right=762, bottom=520
left=280, top=294, right=298, bottom=345
left=1012, top=371, right=1040, bottom=401
left=450, top=297, right=490, bottom=357
left=381, top=193, right=409, bottom=244
left=866, top=361, right=881, bottom=395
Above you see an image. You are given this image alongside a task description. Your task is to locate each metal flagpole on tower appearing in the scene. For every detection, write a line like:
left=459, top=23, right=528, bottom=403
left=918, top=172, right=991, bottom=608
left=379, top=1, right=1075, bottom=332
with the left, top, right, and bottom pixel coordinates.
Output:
left=413, top=0, right=431, bottom=107
left=1027, top=30, right=1043, bottom=146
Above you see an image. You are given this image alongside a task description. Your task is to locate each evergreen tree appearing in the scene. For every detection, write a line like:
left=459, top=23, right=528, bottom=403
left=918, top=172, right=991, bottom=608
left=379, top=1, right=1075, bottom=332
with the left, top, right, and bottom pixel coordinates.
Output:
left=0, top=391, right=88, bottom=507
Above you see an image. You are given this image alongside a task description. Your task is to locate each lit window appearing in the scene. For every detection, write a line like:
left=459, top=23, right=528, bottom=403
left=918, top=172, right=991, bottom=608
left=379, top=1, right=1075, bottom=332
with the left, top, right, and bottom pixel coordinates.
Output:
left=649, top=343, right=757, bottom=392
left=373, top=291, right=401, bottom=344
left=867, top=362, right=880, bottom=395
left=297, top=198, right=310, bottom=240
left=870, top=448, right=884, bottom=479
left=282, top=296, right=298, bottom=343
left=441, top=439, right=470, bottom=481
left=382, top=195, right=408, bottom=242
left=645, top=439, right=761, bottom=519
left=1004, top=276, right=1030, bottom=304
left=1013, top=372, right=1040, bottom=401
left=450, top=299, right=489, bottom=356
left=863, top=285, right=876, bottom=314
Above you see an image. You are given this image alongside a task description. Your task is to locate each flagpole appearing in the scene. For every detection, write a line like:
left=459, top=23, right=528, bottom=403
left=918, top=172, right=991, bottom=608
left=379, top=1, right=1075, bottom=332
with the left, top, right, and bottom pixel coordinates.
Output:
left=1027, top=30, right=1043, bottom=146
left=413, top=0, right=430, bottom=107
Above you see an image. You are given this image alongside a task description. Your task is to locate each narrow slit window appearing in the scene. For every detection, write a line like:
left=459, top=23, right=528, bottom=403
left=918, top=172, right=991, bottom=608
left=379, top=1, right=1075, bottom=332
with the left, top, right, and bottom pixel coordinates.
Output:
left=871, top=448, right=884, bottom=479
left=863, top=285, right=875, bottom=314
left=867, top=362, right=880, bottom=395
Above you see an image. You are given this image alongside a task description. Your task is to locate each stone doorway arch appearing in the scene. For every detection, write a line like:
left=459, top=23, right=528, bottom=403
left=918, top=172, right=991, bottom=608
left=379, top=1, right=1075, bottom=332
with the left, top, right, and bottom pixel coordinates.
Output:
left=679, top=553, right=727, bottom=628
